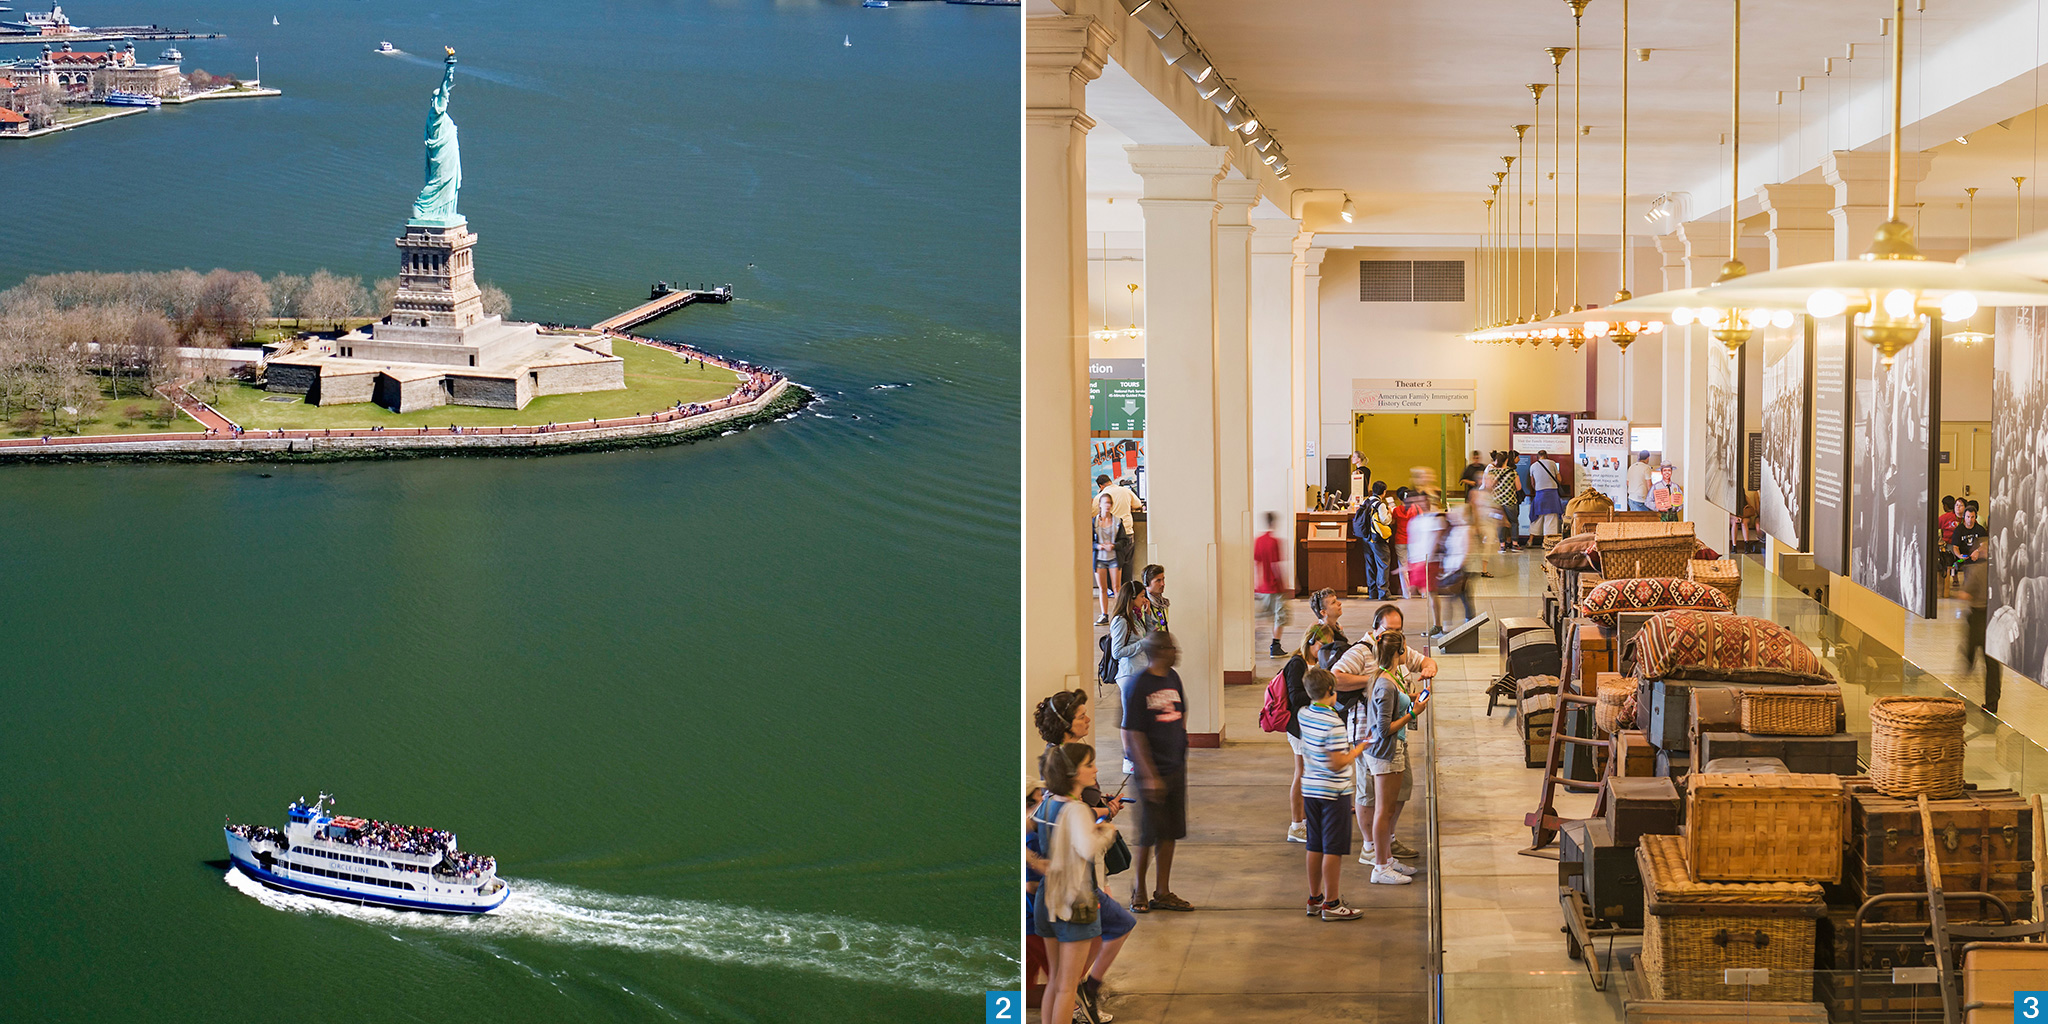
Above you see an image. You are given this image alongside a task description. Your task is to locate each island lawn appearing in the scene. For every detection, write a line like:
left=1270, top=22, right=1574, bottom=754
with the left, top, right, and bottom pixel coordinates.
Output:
left=5, top=392, right=208, bottom=438
left=212, top=342, right=744, bottom=430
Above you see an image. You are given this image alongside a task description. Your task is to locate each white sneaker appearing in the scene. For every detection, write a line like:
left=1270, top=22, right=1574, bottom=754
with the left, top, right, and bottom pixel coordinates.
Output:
left=1286, top=821, right=1307, bottom=843
left=1378, top=860, right=1418, bottom=875
left=1358, top=850, right=1375, bottom=866
left=1370, top=866, right=1415, bottom=885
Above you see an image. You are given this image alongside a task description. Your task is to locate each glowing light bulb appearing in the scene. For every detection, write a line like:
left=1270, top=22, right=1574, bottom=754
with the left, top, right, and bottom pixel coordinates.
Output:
left=1883, top=289, right=1917, bottom=319
left=1625, top=320, right=1643, bottom=333
left=1586, top=321, right=1609, bottom=335
left=1671, top=307, right=1695, bottom=326
left=1808, top=290, right=1848, bottom=318
left=1769, top=309, right=1795, bottom=329
left=1941, top=292, right=1979, bottom=322
left=1645, top=321, right=1664, bottom=334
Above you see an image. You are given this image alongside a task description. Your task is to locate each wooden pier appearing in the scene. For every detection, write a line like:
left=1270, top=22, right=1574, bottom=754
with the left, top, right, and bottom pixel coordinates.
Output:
left=594, top=285, right=733, bottom=333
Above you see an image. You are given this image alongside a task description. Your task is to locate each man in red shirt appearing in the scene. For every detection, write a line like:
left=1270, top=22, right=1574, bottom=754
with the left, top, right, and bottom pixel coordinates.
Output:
left=1254, top=512, right=1289, bottom=656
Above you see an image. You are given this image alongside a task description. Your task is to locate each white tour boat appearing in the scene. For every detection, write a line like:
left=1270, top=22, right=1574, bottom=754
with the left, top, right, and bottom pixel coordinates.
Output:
left=225, top=793, right=510, bottom=914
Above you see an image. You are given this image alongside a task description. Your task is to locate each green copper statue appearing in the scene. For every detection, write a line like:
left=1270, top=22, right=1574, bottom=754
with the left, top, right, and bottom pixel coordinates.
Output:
left=409, top=47, right=463, bottom=227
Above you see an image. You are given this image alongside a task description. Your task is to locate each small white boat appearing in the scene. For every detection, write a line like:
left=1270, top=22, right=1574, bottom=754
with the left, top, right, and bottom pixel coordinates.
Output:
left=863, top=0, right=889, bottom=7
left=843, top=34, right=851, bottom=46
left=376, top=41, right=396, bottom=54
left=272, top=15, right=279, bottom=25
left=226, top=794, right=510, bottom=915
left=160, top=46, right=181, bottom=61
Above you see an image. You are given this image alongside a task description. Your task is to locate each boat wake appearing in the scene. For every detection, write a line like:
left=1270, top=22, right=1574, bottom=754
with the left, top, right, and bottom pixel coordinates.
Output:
left=223, top=868, right=1013, bottom=995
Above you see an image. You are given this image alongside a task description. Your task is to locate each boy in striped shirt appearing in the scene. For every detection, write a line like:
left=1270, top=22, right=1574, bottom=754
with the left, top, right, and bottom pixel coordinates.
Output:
left=1297, top=667, right=1366, bottom=921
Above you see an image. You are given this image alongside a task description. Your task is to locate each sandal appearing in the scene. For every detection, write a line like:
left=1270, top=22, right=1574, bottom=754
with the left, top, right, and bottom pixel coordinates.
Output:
left=1128, top=891, right=1149, bottom=913
left=1149, top=890, right=1194, bottom=912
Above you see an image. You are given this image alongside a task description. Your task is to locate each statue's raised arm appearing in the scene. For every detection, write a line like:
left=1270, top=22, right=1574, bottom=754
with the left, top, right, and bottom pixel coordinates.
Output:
left=410, top=48, right=463, bottom=227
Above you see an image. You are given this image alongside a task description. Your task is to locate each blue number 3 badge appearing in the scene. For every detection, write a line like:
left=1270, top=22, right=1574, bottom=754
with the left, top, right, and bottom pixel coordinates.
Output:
left=985, top=991, right=1023, bottom=1023
left=2021, top=991, right=2046, bottom=1021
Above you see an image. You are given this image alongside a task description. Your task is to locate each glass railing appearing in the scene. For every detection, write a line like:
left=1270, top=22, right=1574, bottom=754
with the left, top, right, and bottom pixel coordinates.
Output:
left=1430, top=555, right=2048, bottom=1024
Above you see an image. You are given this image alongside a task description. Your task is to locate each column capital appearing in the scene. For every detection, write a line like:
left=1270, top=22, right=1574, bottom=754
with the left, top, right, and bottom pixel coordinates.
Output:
left=1126, top=144, right=1230, bottom=202
left=1251, top=215, right=1301, bottom=255
left=1755, top=183, right=1836, bottom=229
left=1215, top=178, right=1261, bottom=229
left=1298, top=244, right=1330, bottom=273
left=1026, top=15, right=1114, bottom=112
left=1822, top=149, right=1936, bottom=208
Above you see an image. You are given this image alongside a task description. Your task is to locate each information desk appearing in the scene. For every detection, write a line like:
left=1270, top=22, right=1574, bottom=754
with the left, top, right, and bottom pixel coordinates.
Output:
left=1294, top=511, right=1368, bottom=596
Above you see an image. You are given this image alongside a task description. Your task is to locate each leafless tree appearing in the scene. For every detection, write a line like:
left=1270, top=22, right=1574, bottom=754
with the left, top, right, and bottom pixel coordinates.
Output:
left=304, top=270, right=368, bottom=331
left=480, top=283, right=511, bottom=319
left=194, top=270, right=269, bottom=343
left=269, top=273, right=309, bottom=326
left=373, top=277, right=398, bottom=317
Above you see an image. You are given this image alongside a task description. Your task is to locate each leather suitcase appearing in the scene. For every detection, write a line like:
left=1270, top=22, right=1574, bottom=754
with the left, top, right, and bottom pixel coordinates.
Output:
left=1695, top=730, right=1860, bottom=776
left=1616, top=729, right=1656, bottom=777
left=1703, top=756, right=1789, bottom=774
left=1573, top=622, right=1613, bottom=693
left=1605, top=776, right=1682, bottom=846
left=1562, top=818, right=1643, bottom=926
left=1506, top=630, right=1562, bottom=680
left=1497, top=616, right=1548, bottom=673
left=1848, top=787, right=2035, bottom=922
left=1525, top=720, right=1553, bottom=768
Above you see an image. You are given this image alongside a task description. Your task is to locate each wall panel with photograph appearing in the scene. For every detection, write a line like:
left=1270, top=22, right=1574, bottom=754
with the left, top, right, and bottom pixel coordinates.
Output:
left=1706, top=342, right=1744, bottom=513
left=1758, top=319, right=1812, bottom=548
left=1850, top=324, right=1940, bottom=618
left=1989, top=307, right=2048, bottom=681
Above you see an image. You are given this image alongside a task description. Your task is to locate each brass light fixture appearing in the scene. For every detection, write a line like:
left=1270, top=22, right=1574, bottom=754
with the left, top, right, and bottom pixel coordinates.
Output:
left=1948, top=187, right=1991, bottom=345
left=1089, top=232, right=1119, bottom=343
left=1548, top=46, right=1568, bottom=321
left=1516, top=123, right=1531, bottom=323
left=1123, top=282, right=1143, bottom=341
left=1529, top=84, right=1547, bottom=329
left=1709, top=0, right=2048, bottom=365
left=1696, top=0, right=1758, bottom=352
left=1569, top=0, right=1588, bottom=315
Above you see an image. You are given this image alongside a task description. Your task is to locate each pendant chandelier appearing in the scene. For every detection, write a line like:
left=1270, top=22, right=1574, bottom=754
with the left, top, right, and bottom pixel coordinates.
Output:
left=1946, top=188, right=1992, bottom=345
left=1704, top=0, right=2048, bottom=365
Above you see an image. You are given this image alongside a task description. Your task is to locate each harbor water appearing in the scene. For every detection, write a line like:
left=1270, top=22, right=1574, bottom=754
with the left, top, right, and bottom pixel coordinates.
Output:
left=0, top=1, right=1018, bottom=1021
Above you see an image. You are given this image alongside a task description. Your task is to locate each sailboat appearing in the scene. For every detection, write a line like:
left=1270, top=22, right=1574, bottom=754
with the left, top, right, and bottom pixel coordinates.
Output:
left=272, top=16, right=279, bottom=25
left=843, top=34, right=851, bottom=46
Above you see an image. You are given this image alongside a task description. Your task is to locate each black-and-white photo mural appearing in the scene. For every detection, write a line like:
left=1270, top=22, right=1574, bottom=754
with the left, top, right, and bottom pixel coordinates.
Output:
left=1850, top=323, right=1939, bottom=618
left=1758, top=320, right=1810, bottom=548
left=1989, top=307, right=2048, bottom=680
left=1706, top=341, right=1743, bottom=513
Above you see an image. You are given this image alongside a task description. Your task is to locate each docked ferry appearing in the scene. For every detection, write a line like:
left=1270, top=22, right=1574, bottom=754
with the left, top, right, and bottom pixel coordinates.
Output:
left=224, top=794, right=510, bottom=914
left=103, top=90, right=160, bottom=107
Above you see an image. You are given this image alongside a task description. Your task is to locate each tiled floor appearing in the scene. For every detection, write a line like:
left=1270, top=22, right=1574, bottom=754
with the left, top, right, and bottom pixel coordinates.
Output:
left=1051, top=545, right=2048, bottom=1023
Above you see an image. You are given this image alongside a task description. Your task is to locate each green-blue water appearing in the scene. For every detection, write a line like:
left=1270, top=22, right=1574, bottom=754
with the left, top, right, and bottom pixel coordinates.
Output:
left=0, top=2, right=1019, bottom=1021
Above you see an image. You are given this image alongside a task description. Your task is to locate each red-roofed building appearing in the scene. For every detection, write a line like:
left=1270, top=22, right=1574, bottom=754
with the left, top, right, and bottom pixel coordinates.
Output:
left=0, top=108, right=27, bottom=134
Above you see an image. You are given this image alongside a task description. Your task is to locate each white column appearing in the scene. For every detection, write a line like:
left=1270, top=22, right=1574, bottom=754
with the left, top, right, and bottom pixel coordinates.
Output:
left=1214, top=178, right=1259, bottom=681
left=1299, top=244, right=1329, bottom=498
left=1250, top=215, right=1300, bottom=565
left=1128, top=143, right=1230, bottom=742
left=1656, top=232, right=1687, bottom=473
left=1023, top=15, right=1111, bottom=747
left=1823, top=150, right=1934, bottom=260
left=1756, top=183, right=1837, bottom=270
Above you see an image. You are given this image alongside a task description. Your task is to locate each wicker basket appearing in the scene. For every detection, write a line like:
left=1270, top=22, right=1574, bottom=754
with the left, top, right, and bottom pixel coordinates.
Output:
left=1594, top=521, right=1697, bottom=580
left=1869, top=696, right=1967, bottom=799
left=1638, top=835, right=1823, bottom=1003
left=1687, top=557, right=1741, bottom=607
left=1739, top=685, right=1842, bottom=736
left=1595, top=676, right=1636, bottom=735
left=1686, top=773, right=1846, bottom=883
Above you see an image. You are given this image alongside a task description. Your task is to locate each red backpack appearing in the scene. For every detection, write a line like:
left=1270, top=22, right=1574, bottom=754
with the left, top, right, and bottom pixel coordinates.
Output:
left=1258, top=670, right=1291, bottom=732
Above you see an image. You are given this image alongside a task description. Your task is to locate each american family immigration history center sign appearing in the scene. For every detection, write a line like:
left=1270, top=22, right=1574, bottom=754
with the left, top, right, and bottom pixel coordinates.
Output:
left=1351, top=378, right=1478, bottom=413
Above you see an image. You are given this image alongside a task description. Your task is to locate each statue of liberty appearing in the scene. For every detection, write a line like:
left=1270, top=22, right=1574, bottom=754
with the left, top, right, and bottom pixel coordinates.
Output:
left=409, top=47, right=463, bottom=227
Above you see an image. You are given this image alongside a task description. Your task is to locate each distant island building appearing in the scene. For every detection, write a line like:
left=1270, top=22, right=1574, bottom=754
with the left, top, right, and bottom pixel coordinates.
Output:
left=2, top=5, right=76, bottom=36
left=4, top=43, right=183, bottom=98
left=266, top=49, right=623, bottom=413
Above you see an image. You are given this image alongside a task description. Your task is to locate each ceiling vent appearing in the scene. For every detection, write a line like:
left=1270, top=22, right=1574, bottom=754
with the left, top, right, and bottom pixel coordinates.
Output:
left=1359, top=260, right=1465, bottom=302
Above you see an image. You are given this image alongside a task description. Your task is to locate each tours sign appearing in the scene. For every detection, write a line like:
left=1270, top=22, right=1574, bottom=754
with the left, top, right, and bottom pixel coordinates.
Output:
left=1090, top=358, right=1145, bottom=433
left=1351, top=378, right=1477, bottom=413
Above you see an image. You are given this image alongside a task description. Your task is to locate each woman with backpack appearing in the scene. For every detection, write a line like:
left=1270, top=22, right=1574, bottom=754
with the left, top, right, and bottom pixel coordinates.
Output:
left=1032, top=692, right=1134, bottom=1023
left=1034, top=742, right=1121, bottom=1024
left=1106, top=580, right=1152, bottom=697
left=1091, top=492, right=1134, bottom=625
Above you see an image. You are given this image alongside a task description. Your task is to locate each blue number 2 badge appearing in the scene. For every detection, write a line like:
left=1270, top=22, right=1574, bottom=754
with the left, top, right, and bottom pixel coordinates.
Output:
left=2020, top=991, right=2044, bottom=1022
left=985, top=991, right=1023, bottom=1023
